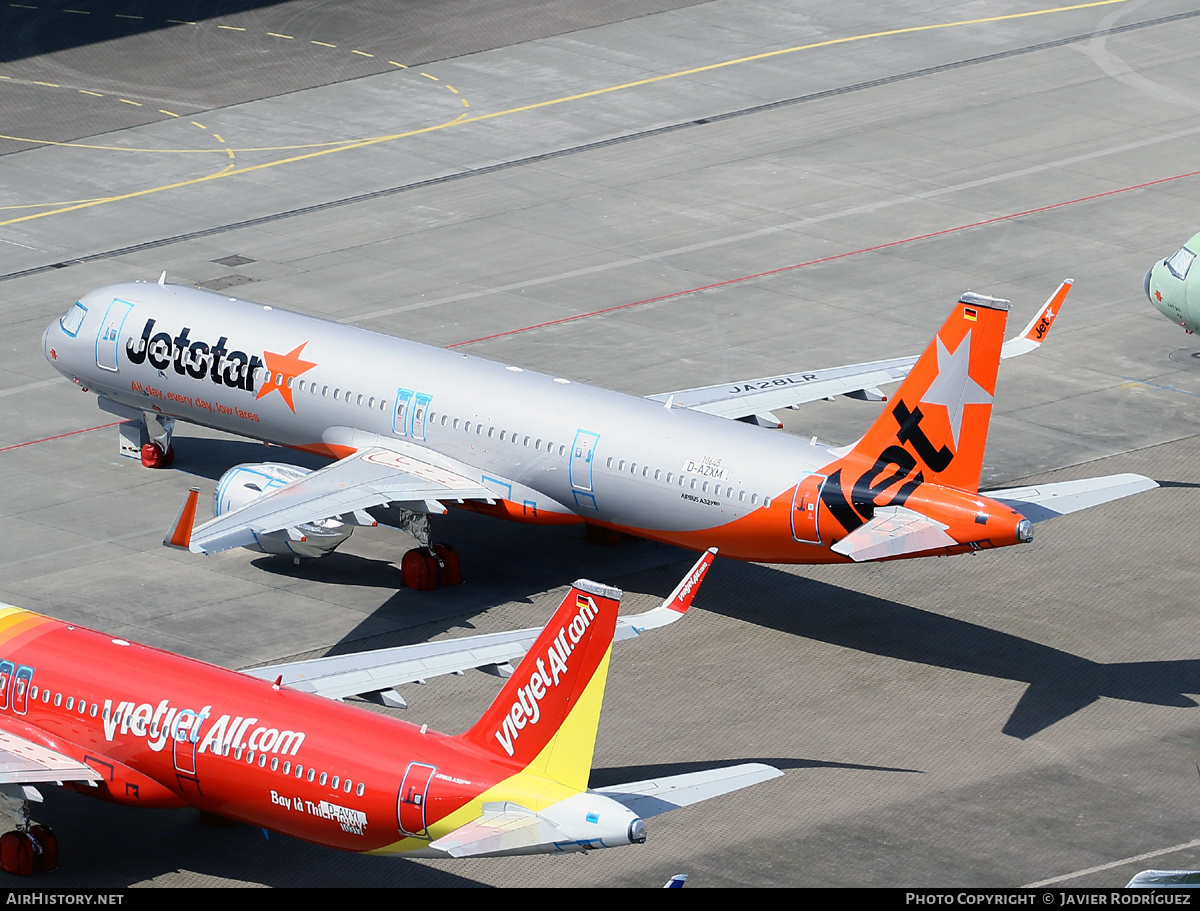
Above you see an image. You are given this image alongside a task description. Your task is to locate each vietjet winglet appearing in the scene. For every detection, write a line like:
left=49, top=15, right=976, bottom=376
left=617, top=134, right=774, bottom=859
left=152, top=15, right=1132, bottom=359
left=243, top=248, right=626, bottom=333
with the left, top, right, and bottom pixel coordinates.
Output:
left=0, top=549, right=778, bottom=874
left=42, top=277, right=1152, bottom=581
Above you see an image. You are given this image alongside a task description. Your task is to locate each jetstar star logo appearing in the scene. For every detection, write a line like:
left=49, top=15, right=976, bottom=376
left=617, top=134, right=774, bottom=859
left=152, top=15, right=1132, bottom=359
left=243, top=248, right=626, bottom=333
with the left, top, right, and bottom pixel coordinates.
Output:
left=256, top=342, right=317, bottom=413
left=819, top=326, right=993, bottom=535
left=918, top=329, right=992, bottom=449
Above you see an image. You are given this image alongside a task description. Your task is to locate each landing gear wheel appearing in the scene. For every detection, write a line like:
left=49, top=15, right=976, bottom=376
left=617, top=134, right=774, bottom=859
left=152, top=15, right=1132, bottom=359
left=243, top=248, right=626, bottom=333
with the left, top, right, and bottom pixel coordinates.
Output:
left=0, top=831, right=34, bottom=876
left=433, top=543, right=462, bottom=586
left=140, top=443, right=176, bottom=469
left=401, top=548, right=439, bottom=591
left=27, top=825, right=55, bottom=872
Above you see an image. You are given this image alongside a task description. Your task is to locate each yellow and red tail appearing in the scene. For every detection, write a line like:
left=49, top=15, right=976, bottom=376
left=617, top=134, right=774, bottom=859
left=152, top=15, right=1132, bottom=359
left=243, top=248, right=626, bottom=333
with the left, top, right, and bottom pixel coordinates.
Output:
left=843, top=292, right=1009, bottom=494
left=460, top=580, right=621, bottom=791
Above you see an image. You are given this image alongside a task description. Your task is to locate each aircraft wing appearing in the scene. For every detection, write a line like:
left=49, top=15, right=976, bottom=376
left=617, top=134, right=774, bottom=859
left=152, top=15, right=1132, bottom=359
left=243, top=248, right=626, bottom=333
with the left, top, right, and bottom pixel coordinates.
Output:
left=594, top=763, right=783, bottom=818
left=647, top=280, right=1070, bottom=424
left=985, top=473, right=1158, bottom=523
left=242, top=548, right=716, bottom=704
left=167, top=444, right=496, bottom=555
left=830, top=505, right=957, bottom=562
left=0, top=729, right=102, bottom=785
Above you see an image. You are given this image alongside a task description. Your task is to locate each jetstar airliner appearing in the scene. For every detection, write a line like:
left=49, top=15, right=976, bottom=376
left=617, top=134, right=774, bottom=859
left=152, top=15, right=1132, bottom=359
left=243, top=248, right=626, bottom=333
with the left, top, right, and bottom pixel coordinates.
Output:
left=0, top=549, right=778, bottom=875
left=44, top=277, right=1155, bottom=584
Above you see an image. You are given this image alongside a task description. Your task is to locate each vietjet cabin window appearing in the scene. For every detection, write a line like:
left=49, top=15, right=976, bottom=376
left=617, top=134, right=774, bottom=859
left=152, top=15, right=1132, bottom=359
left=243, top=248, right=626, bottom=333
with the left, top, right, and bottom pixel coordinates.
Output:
left=59, top=302, right=87, bottom=337
left=1167, top=246, right=1196, bottom=280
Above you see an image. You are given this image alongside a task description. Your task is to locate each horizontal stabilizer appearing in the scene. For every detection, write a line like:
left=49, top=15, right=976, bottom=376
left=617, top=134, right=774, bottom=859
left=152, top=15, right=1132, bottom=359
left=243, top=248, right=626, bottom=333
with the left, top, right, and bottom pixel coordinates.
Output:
left=429, top=802, right=566, bottom=858
left=245, top=548, right=716, bottom=700
left=595, top=763, right=782, bottom=818
left=830, top=505, right=956, bottom=562
left=986, top=473, right=1157, bottom=523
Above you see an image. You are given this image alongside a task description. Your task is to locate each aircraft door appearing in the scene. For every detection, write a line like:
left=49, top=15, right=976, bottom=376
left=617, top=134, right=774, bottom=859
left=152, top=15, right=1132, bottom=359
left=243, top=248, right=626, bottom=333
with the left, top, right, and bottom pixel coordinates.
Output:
left=0, top=661, right=13, bottom=711
left=397, top=762, right=437, bottom=839
left=95, top=299, right=134, bottom=372
left=569, top=430, right=600, bottom=510
left=173, top=721, right=202, bottom=797
left=412, top=393, right=431, bottom=440
left=393, top=388, right=413, bottom=436
left=791, top=473, right=827, bottom=544
left=12, top=666, right=32, bottom=715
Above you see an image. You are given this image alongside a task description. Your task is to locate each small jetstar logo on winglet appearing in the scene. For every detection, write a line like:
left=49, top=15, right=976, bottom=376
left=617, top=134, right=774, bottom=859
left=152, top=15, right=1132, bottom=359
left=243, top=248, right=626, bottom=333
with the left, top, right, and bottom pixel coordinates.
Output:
left=256, top=342, right=317, bottom=413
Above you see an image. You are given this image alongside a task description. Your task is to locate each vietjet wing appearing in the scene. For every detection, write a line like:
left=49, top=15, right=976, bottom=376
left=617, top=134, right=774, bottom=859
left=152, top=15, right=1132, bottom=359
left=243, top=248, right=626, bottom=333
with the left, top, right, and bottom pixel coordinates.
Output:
left=0, top=727, right=101, bottom=787
left=646, top=280, right=1071, bottom=425
left=242, top=548, right=716, bottom=705
left=984, top=474, right=1159, bottom=523
left=166, top=442, right=496, bottom=555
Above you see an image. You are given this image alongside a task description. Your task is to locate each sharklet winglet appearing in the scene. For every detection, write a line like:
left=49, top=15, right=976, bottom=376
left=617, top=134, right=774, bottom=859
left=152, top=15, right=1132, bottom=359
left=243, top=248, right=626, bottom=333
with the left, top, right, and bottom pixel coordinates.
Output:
left=164, top=488, right=200, bottom=551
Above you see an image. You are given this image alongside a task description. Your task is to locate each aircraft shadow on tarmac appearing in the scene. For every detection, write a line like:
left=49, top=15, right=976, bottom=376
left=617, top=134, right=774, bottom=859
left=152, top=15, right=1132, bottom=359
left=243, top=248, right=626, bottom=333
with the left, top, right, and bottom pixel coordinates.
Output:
left=702, top=561, right=1200, bottom=740
left=0, top=0, right=293, bottom=64
left=249, top=535, right=1200, bottom=740
left=589, top=758, right=920, bottom=790
left=175, top=430, right=1200, bottom=740
left=39, top=788, right=484, bottom=888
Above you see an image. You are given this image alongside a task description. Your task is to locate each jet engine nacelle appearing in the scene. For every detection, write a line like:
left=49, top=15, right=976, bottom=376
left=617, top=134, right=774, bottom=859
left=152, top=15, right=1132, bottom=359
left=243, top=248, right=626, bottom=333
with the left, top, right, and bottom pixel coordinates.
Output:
left=214, top=463, right=353, bottom=559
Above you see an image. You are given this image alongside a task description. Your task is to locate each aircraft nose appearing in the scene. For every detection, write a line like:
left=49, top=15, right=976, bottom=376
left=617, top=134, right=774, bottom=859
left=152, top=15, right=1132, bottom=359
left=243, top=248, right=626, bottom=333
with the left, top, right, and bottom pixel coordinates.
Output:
left=1144, top=266, right=1154, bottom=304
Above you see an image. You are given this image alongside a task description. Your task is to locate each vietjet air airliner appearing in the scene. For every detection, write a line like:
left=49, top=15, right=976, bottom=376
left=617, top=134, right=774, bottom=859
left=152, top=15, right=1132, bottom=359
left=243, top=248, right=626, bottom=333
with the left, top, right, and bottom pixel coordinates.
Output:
left=0, top=549, right=778, bottom=874
left=44, top=277, right=1155, bottom=583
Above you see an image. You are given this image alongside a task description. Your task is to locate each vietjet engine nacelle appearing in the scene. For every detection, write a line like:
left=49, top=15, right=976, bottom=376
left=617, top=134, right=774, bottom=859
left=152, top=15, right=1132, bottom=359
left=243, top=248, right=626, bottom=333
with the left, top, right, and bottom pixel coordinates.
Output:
left=214, top=463, right=353, bottom=559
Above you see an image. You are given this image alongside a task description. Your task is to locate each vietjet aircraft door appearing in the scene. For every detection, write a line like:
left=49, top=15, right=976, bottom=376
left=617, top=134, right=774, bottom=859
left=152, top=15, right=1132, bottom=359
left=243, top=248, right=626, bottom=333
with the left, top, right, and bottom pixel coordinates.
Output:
left=12, top=666, right=31, bottom=715
left=173, top=729, right=201, bottom=798
left=398, top=762, right=437, bottom=839
left=791, top=473, right=827, bottom=544
left=95, top=299, right=134, bottom=372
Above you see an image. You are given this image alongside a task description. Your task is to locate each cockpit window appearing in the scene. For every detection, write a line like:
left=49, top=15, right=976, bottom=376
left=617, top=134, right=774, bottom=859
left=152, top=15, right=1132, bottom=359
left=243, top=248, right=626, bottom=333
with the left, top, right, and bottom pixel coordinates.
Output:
left=59, top=302, right=87, bottom=337
left=1166, top=246, right=1196, bottom=281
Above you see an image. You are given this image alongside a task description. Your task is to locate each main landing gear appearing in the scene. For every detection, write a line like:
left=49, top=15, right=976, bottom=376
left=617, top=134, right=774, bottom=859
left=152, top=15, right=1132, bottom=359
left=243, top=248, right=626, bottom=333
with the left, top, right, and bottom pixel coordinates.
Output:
left=0, top=825, right=57, bottom=876
left=394, top=511, right=462, bottom=591
left=0, top=793, right=56, bottom=877
left=401, top=544, right=462, bottom=591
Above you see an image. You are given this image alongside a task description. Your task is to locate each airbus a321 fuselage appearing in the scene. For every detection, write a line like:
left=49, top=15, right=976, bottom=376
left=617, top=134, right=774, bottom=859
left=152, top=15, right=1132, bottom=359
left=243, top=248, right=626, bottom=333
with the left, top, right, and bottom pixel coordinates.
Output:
left=44, top=279, right=1154, bottom=569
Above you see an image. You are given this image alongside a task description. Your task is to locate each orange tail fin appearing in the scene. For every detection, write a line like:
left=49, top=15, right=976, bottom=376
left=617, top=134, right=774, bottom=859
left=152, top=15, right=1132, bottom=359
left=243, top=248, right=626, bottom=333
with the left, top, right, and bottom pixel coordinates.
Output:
left=847, top=292, right=1009, bottom=494
left=461, top=579, right=620, bottom=790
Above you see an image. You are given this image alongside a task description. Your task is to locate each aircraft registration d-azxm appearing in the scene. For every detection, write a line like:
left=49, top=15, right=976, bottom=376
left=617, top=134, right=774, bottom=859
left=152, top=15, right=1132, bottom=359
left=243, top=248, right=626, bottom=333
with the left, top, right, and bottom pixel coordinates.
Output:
left=0, top=549, right=778, bottom=874
left=45, top=277, right=1155, bottom=585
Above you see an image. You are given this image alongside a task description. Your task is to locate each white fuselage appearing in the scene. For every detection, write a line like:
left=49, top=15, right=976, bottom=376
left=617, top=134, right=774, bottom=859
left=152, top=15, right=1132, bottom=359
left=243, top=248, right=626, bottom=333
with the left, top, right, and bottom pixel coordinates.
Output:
left=45, top=282, right=841, bottom=561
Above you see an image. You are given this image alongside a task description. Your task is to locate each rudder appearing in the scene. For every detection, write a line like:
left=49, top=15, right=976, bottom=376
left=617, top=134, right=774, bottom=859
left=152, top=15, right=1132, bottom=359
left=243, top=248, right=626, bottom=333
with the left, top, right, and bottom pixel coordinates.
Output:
left=461, top=579, right=620, bottom=792
left=846, top=292, right=1009, bottom=494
